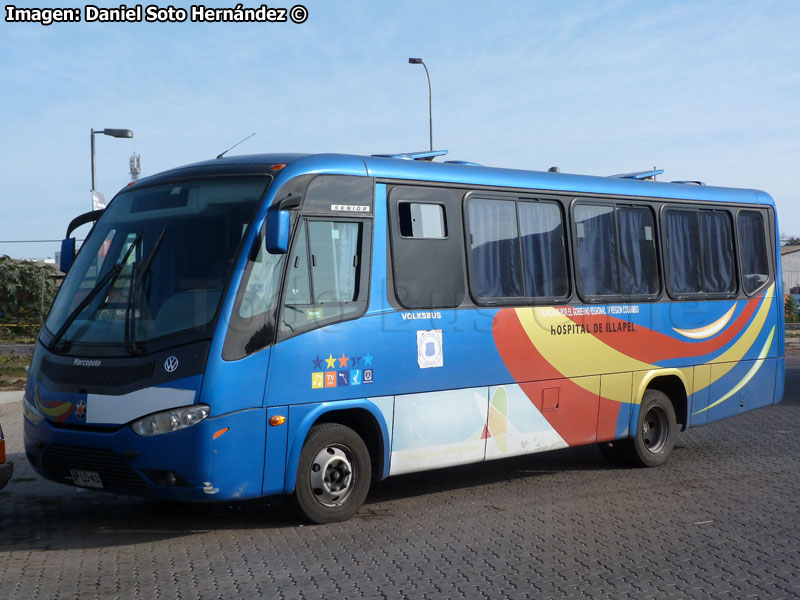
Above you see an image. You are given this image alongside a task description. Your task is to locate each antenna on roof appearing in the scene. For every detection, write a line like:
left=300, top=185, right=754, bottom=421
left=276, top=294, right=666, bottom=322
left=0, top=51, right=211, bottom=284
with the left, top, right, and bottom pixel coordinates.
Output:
left=216, top=133, right=255, bottom=159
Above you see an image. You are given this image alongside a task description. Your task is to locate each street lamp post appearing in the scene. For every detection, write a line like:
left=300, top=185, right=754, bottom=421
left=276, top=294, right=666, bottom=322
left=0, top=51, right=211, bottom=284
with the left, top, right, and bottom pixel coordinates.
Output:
left=408, top=58, right=433, bottom=151
left=91, top=128, right=133, bottom=209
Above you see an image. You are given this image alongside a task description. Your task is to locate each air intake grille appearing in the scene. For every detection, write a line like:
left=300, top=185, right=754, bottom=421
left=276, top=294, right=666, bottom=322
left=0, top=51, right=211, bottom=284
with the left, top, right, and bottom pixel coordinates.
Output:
left=41, top=444, right=148, bottom=491
left=41, top=358, right=155, bottom=388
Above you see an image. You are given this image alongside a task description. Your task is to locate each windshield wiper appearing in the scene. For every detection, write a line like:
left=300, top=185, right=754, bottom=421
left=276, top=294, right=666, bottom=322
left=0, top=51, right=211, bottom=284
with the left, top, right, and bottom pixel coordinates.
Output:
left=125, top=228, right=166, bottom=355
left=48, top=233, right=142, bottom=352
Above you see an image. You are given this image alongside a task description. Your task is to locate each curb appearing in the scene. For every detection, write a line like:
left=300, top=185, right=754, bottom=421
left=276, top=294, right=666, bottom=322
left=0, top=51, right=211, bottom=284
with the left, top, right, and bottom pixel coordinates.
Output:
left=0, top=391, right=23, bottom=405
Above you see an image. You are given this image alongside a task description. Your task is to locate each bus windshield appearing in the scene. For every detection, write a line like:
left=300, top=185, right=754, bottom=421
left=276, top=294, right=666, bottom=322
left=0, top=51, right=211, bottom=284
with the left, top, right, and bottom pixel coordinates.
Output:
left=45, top=177, right=270, bottom=349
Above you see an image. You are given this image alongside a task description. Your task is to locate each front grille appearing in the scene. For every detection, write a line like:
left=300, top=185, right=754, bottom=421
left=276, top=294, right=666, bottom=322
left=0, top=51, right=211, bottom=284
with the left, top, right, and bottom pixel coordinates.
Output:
left=41, top=444, right=148, bottom=491
left=41, top=358, right=155, bottom=388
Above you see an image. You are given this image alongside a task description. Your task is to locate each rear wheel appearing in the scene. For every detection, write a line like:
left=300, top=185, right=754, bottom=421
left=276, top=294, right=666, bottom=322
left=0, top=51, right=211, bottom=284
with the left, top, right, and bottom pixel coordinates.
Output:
left=630, top=389, right=677, bottom=467
left=292, top=423, right=371, bottom=524
left=600, top=390, right=677, bottom=467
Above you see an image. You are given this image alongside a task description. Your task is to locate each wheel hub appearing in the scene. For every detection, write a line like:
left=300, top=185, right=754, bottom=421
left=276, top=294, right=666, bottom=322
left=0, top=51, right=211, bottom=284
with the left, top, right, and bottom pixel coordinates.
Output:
left=310, top=444, right=355, bottom=507
left=642, top=405, right=668, bottom=453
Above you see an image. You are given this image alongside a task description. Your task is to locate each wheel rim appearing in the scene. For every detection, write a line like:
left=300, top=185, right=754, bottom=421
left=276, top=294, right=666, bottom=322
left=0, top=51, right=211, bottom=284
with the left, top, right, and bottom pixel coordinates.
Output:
left=641, top=405, right=669, bottom=454
left=309, top=444, right=356, bottom=507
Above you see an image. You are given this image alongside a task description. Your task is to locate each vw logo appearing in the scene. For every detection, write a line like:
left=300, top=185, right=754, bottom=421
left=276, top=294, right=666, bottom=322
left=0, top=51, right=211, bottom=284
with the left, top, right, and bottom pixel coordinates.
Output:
left=164, top=356, right=179, bottom=373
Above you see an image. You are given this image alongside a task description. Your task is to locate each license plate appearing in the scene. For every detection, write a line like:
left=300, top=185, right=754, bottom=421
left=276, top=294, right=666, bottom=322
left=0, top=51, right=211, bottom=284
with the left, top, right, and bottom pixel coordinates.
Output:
left=70, top=469, right=103, bottom=489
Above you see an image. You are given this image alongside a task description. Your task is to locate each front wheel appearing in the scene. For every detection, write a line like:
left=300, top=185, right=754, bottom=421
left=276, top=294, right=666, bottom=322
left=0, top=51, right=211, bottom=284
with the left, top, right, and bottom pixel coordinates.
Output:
left=292, top=423, right=371, bottom=524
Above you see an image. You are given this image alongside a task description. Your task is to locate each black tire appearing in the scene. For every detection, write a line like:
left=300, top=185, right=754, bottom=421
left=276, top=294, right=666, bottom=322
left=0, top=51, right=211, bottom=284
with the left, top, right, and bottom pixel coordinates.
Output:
left=627, top=389, right=677, bottom=467
left=292, top=423, right=371, bottom=524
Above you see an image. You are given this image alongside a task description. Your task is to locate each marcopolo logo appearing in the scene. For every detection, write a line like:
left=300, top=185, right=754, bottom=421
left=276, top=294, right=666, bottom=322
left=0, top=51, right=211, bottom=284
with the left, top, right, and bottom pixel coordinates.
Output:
left=72, top=358, right=101, bottom=367
left=164, top=356, right=179, bottom=373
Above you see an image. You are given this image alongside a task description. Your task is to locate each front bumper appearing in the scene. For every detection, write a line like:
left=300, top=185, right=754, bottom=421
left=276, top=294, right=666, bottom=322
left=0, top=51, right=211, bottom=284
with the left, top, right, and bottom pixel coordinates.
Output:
left=23, top=407, right=268, bottom=501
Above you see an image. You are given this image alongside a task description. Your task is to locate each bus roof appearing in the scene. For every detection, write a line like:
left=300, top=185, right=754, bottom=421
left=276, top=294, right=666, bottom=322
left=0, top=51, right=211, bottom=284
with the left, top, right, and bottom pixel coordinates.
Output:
left=133, top=151, right=775, bottom=208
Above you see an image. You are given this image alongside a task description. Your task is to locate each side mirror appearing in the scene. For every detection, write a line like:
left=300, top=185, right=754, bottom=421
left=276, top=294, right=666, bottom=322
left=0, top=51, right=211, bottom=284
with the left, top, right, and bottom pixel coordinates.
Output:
left=265, top=210, right=290, bottom=254
left=60, top=238, right=76, bottom=273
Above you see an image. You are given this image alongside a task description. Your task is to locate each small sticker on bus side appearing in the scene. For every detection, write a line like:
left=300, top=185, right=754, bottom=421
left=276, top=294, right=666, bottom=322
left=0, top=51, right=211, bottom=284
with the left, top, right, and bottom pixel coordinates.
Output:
left=417, top=329, right=443, bottom=369
left=311, top=372, right=324, bottom=389
left=311, top=352, right=375, bottom=388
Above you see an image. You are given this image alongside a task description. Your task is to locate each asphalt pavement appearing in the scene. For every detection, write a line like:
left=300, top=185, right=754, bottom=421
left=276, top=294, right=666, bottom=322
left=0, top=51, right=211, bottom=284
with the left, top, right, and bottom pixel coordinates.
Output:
left=1, top=358, right=799, bottom=599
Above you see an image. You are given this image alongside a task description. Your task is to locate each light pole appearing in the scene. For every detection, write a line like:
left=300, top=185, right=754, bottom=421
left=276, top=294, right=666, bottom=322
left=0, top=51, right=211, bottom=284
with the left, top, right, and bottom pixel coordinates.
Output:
left=408, top=58, right=433, bottom=151
left=91, top=128, right=133, bottom=209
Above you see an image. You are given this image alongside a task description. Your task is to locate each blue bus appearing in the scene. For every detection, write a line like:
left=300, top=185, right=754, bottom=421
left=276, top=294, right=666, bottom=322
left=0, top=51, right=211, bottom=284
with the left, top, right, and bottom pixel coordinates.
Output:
left=23, top=151, right=784, bottom=523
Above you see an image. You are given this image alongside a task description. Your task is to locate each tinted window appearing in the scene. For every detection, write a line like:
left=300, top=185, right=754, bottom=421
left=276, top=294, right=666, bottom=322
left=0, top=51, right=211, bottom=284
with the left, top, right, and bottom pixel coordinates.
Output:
left=664, top=208, right=736, bottom=297
left=468, top=199, right=523, bottom=299
left=574, top=203, right=659, bottom=299
left=700, top=211, right=735, bottom=293
left=519, top=201, right=568, bottom=298
left=468, top=198, right=568, bottom=302
left=738, top=210, right=770, bottom=294
left=617, top=206, right=658, bottom=295
left=664, top=209, right=703, bottom=294
left=574, top=204, right=618, bottom=297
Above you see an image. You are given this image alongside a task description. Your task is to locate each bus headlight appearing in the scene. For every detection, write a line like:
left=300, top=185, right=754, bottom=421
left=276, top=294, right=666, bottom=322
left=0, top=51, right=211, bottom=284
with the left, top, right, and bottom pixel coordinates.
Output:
left=22, top=393, right=45, bottom=425
left=131, top=405, right=210, bottom=436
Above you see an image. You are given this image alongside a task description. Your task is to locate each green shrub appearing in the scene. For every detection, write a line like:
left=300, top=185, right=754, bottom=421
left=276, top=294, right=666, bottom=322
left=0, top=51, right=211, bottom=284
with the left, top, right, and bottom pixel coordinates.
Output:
left=785, top=294, right=799, bottom=322
left=0, top=255, right=58, bottom=341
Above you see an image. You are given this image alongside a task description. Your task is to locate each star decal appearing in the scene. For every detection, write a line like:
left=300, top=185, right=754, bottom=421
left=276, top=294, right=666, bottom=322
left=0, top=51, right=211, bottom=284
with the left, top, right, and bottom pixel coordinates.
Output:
left=325, top=354, right=337, bottom=369
left=338, top=353, right=349, bottom=368
left=363, top=353, right=373, bottom=366
left=312, top=354, right=323, bottom=369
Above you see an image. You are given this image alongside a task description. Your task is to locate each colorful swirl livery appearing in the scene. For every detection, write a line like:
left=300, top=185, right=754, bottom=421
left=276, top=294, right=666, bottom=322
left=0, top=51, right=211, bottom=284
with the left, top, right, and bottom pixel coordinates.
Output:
left=492, top=284, right=779, bottom=448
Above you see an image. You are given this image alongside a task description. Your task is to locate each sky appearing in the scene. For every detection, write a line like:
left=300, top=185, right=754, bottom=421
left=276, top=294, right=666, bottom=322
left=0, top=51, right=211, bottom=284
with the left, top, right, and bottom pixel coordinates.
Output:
left=1, top=0, right=799, bottom=260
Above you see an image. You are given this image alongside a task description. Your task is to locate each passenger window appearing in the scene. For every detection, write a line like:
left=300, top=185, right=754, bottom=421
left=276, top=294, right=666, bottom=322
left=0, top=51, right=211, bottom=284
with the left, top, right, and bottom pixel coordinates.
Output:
left=617, top=206, right=658, bottom=295
left=389, top=186, right=466, bottom=309
left=574, top=204, right=619, bottom=297
left=468, top=198, right=523, bottom=299
left=664, top=209, right=702, bottom=294
left=518, top=201, right=568, bottom=298
left=738, top=210, right=770, bottom=294
left=280, top=219, right=366, bottom=335
left=574, top=203, right=659, bottom=299
left=664, top=208, right=736, bottom=297
left=398, top=202, right=447, bottom=238
left=467, top=197, right=568, bottom=302
left=700, top=211, right=735, bottom=294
